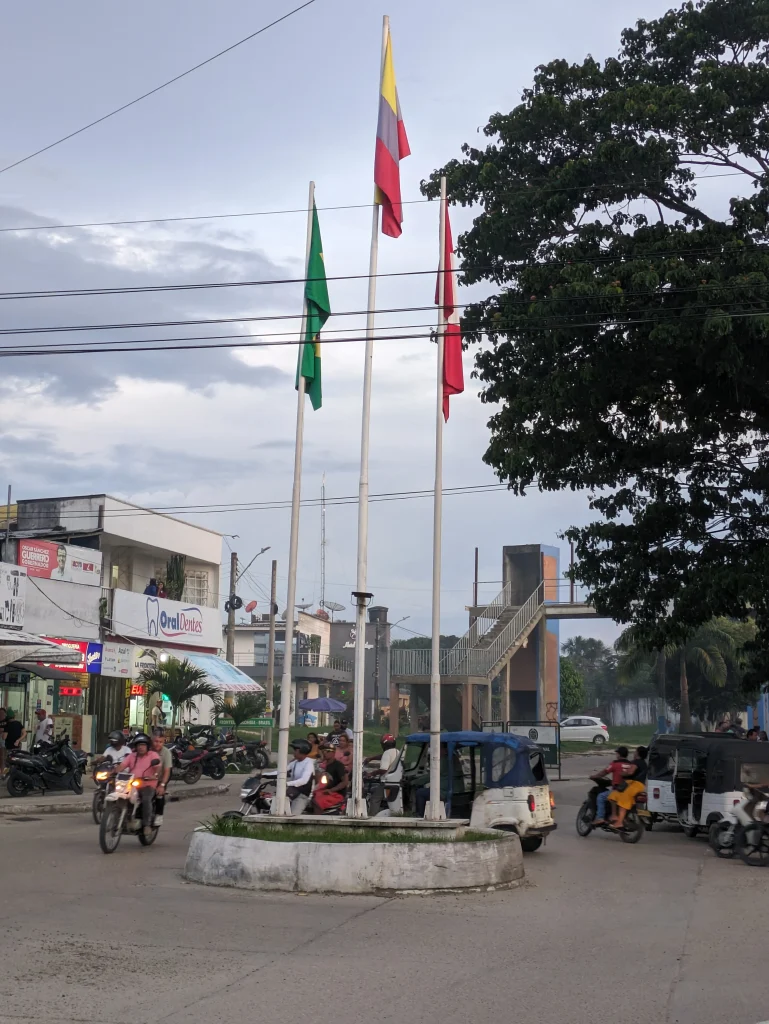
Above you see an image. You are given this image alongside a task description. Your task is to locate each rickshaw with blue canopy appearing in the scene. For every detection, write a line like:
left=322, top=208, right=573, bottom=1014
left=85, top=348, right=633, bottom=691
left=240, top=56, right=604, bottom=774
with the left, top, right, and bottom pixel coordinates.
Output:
left=401, top=731, right=557, bottom=852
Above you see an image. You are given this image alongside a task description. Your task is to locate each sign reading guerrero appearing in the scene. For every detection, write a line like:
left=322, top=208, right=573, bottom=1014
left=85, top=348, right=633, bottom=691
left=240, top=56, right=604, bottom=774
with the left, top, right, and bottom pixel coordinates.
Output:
left=111, top=589, right=220, bottom=649
left=18, top=540, right=102, bottom=587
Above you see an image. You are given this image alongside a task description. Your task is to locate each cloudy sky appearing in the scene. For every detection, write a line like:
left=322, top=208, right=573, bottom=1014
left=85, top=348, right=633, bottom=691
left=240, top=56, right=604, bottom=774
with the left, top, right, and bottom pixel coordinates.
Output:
left=0, top=0, right=689, bottom=646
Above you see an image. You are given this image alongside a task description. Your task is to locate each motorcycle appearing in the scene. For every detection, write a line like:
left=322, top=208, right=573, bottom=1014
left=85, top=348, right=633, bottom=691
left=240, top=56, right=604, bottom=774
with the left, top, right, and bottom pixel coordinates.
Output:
left=7, top=737, right=88, bottom=798
left=245, top=739, right=270, bottom=770
left=98, top=759, right=162, bottom=854
left=363, top=768, right=402, bottom=817
left=708, top=785, right=769, bottom=860
left=169, top=744, right=225, bottom=783
left=91, top=761, right=120, bottom=824
left=221, top=768, right=347, bottom=820
left=576, top=778, right=648, bottom=844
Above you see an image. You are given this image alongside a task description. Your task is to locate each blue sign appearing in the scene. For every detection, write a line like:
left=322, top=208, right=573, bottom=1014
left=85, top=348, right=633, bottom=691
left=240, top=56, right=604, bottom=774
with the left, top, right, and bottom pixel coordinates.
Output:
left=86, top=642, right=103, bottom=674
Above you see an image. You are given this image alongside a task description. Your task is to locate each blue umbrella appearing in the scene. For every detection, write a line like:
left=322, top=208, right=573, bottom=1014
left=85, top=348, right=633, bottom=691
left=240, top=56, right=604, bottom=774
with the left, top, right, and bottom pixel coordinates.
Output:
left=298, top=697, right=347, bottom=712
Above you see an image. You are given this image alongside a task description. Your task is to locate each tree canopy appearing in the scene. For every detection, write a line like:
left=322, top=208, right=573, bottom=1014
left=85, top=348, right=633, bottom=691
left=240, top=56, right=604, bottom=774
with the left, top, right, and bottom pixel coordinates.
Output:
left=559, top=657, right=586, bottom=715
left=424, top=0, right=769, bottom=649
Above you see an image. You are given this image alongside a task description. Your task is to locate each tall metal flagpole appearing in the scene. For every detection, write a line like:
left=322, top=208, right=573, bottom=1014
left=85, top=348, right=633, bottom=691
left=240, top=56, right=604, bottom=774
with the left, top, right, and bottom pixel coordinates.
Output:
left=274, top=179, right=315, bottom=817
left=427, top=176, right=448, bottom=820
left=350, top=14, right=389, bottom=818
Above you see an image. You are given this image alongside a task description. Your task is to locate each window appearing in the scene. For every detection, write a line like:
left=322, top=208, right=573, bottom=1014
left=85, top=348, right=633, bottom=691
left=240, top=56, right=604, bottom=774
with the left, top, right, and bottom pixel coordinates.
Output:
left=401, top=742, right=426, bottom=774
left=529, top=751, right=546, bottom=782
left=183, top=570, right=209, bottom=607
left=490, top=744, right=516, bottom=783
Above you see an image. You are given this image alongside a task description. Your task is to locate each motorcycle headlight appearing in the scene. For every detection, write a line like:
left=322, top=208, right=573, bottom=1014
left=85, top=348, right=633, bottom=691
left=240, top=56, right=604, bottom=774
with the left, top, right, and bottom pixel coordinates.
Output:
left=320, top=774, right=328, bottom=785
left=95, top=771, right=110, bottom=781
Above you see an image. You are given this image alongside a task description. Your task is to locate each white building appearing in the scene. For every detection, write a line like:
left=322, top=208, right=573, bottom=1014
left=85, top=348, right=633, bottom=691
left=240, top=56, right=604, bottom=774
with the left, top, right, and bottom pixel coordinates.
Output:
left=0, top=493, right=259, bottom=748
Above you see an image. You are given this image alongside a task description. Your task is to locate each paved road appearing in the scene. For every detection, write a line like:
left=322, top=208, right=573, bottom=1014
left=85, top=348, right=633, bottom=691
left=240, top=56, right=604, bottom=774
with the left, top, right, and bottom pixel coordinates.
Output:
left=0, top=764, right=766, bottom=1024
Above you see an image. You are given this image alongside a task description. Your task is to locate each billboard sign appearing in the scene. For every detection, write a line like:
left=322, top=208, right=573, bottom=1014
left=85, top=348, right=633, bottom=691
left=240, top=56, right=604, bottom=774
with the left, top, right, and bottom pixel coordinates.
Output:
left=101, top=642, right=134, bottom=678
left=0, top=561, right=26, bottom=628
left=18, top=540, right=102, bottom=587
left=39, top=638, right=103, bottom=673
left=112, top=590, right=220, bottom=649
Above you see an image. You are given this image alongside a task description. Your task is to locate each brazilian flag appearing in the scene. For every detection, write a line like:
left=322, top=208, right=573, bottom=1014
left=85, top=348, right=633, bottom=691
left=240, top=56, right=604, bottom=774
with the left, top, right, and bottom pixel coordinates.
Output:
left=296, top=202, right=330, bottom=410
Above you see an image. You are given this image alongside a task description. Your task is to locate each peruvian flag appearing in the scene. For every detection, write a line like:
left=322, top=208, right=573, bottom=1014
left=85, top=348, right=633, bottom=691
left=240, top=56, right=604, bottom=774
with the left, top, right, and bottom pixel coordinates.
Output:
left=436, top=202, right=464, bottom=419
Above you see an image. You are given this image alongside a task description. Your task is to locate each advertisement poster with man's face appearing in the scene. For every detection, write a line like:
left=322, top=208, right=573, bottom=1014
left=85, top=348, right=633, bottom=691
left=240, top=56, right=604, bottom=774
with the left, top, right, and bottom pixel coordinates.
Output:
left=18, top=540, right=102, bottom=587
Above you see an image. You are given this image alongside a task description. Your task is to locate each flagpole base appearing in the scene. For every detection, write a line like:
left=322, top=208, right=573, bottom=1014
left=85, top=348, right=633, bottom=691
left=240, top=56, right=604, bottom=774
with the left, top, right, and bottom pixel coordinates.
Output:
left=425, top=801, right=447, bottom=821
left=347, top=797, right=369, bottom=818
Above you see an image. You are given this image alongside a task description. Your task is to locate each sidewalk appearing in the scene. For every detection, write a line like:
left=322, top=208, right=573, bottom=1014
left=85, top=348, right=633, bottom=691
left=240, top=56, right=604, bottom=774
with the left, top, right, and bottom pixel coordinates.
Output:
left=0, top=779, right=231, bottom=815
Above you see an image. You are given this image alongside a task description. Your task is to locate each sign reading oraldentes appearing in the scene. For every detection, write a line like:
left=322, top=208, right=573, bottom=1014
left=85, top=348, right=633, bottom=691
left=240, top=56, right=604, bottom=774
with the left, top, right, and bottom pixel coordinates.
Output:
left=111, top=589, right=220, bottom=649
left=18, top=540, right=102, bottom=587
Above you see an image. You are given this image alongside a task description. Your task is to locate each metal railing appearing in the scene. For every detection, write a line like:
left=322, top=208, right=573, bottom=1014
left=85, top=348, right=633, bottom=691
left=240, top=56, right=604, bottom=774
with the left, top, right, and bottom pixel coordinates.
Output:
left=447, top=582, right=512, bottom=666
left=390, top=581, right=545, bottom=680
left=235, top=652, right=353, bottom=672
left=482, top=582, right=544, bottom=675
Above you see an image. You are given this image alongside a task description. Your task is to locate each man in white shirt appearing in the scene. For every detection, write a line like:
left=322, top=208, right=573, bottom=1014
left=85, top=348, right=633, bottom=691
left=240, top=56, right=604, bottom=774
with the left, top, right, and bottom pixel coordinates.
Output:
left=33, top=708, right=54, bottom=747
left=100, top=730, right=132, bottom=764
left=284, top=739, right=315, bottom=815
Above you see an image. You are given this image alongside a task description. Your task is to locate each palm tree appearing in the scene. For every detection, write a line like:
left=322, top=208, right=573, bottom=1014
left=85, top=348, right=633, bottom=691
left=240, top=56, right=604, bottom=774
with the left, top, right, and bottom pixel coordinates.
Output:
left=213, top=692, right=266, bottom=739
left=618, top=621, right=738, bottom=731
left=140, top=657, right=219, bottom=729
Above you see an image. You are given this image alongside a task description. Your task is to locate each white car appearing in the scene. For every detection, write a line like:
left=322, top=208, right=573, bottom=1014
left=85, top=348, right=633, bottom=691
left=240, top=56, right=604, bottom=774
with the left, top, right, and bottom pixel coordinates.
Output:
left=560, top=716, right=610, bottom=744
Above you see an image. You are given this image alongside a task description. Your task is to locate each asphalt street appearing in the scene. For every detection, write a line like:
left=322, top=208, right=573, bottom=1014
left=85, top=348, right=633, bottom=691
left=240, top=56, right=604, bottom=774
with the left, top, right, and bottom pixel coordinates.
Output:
left=0, top=758, right=766, bottom=1024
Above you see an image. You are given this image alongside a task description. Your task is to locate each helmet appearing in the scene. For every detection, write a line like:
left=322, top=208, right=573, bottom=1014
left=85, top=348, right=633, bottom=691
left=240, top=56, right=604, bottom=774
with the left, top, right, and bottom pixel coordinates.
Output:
left=291, top=739, right=311, bottom=755
left=132, top=732, right=151, bottom=748
left=108, top=730, right=124, bottom=746
left=381, top=734, right=396, bottom=749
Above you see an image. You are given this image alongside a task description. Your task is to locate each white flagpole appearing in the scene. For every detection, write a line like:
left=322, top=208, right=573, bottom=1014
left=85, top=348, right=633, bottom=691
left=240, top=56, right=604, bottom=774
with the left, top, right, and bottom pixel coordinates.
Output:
left=274, top=179, right=315, bottom=817
left=427, top=175, right=447, bottom=820
left=350, top=14, right=389, bottom=818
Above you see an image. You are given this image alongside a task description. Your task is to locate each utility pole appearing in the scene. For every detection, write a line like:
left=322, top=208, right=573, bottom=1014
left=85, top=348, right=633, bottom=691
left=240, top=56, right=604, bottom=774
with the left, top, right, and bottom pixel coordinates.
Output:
left=225, top=550, right=237, bottom=664
left=266, top=559, right=277, bottom=750
left=3, top=485, right=11, bottom=562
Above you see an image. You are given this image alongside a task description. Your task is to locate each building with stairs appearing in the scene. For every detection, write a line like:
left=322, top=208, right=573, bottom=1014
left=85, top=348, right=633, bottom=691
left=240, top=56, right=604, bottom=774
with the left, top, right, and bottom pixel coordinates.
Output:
left=389, top=544, right=596, bottom=734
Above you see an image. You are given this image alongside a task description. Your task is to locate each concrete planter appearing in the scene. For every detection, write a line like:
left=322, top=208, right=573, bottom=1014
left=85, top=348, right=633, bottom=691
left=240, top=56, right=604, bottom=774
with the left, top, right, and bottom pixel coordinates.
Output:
left=183, top=828, right=524, bottom=894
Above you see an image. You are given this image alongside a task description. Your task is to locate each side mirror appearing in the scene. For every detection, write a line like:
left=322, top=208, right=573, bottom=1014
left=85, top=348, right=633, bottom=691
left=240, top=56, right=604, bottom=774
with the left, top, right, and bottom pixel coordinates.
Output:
left=150, top=758, right=161, bottom=767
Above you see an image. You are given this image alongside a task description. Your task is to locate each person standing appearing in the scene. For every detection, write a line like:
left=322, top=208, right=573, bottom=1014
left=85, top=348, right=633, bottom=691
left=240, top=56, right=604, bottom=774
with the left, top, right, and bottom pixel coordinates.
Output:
left=143, top=578, right=159, bottom=596
left=150, top=699, right=166, bottom=730
left=3, top=710, right=26, bottom=752
left=33, top=708, right=54, bottom=747
left=0, top=707, right=7, bottom=773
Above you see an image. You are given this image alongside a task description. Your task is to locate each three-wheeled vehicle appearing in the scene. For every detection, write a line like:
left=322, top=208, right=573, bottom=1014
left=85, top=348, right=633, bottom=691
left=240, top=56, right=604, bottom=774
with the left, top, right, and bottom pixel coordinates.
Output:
left=400, top=731, right=557, bottom=852
left=650, top=734, right=769, bottom=838
left=646, top=734, right=716, bottom=830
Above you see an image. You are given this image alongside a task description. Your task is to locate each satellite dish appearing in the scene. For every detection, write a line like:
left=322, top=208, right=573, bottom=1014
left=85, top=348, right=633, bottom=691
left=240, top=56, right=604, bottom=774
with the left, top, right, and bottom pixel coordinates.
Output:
left=296, top=602, right=313, bottom=611
left=245, top=600, right=257, bottom=613
left=324, top=601, right=345, bottom=612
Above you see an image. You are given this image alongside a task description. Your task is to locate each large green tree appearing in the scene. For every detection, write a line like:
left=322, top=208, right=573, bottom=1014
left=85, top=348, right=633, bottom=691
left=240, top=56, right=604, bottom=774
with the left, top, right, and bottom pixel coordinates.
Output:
left=560, top=636, right=617, bottom=704
left=559, top=658, right=586, bottom=715
left=424, top=0, right=769, bottom=649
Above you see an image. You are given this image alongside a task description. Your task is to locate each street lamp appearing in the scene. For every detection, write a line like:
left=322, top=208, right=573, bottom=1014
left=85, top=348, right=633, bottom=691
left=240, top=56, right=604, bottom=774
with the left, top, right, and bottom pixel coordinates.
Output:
left=393, top=615, right=410, bottom=630
left=237, top=545, right=271, bottom=582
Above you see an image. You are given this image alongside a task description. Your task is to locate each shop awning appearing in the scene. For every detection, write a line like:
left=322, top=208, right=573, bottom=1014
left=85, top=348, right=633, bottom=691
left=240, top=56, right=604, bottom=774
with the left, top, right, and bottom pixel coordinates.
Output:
left=0, top=628, right=84, bottom=670
left=179, top=651, right=265, bottom=693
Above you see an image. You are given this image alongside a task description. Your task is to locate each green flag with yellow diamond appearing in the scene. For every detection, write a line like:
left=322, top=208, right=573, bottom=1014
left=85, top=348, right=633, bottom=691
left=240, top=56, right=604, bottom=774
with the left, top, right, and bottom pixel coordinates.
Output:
left=296, top=201, right=330, bottom=410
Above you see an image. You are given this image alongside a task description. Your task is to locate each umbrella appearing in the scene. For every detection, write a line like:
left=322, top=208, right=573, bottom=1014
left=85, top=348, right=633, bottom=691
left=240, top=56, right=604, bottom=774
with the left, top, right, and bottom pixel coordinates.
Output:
left=297, top=697, right=347, bottom=712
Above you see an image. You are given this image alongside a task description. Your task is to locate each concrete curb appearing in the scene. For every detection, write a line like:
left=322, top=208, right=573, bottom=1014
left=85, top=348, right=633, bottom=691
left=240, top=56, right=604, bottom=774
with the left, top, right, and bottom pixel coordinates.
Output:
left=0, top=783, right=230, bottom=816
left=184, top=826, right=525, bottom=894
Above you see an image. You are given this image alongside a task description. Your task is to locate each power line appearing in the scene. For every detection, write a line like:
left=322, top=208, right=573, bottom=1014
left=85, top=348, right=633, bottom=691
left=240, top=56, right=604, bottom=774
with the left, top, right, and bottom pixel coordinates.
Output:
left=1, top=281, right=764, bottom=339
left=0, top=242, right=758, bottom=303
left=3, top=306, right=769, bottom=359
left=0, top=0, right=319, bottom=177
left=0, top=168, right=746, bottom=233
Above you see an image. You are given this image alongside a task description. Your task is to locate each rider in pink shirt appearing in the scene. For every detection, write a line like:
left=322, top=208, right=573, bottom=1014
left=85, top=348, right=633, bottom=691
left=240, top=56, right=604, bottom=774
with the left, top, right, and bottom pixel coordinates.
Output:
left=122, top=735, right=160, bottom=835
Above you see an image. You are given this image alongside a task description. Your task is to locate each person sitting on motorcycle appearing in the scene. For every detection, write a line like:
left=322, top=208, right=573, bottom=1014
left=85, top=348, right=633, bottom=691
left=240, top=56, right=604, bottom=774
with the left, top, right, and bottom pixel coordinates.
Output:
left=98, top=730, right=132, bottom=766
left=121, top=733, right=160, bottom=836
left=285, top=739, right=315, bottom=815
left=311, top=745, right=349, bottom=814
left=364, top=734, right=401, bottom=778
left=607, top=745, right=648, bottom=829
left=151, top=729, right=173, bottom=826
left=591, top=746, right=634, bottom=826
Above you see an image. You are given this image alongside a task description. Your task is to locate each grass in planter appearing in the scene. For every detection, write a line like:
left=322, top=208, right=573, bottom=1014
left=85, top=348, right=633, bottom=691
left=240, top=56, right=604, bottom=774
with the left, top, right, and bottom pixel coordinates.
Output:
left=203, top=817, right=496, bottom=843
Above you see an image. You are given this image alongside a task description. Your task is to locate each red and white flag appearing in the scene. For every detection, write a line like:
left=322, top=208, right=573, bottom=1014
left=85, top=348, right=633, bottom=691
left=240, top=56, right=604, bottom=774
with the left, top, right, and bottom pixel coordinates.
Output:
left=436, top=202, right=464, bottom=420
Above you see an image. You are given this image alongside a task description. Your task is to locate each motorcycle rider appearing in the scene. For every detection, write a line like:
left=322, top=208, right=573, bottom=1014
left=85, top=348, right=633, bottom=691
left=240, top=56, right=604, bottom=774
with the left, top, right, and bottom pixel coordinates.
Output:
left=311, top=744, right=349, bottom=813
left=284, top=739, right=314, bottom=815
left=121, top=733, right=160, bottom=836
left=363, top=734, right=402, bottom=814
left=591, top=746, right=634, bottom=826
left=99, top=731, right=132, bottom=765
left=151, top=729, right=173, bottom=826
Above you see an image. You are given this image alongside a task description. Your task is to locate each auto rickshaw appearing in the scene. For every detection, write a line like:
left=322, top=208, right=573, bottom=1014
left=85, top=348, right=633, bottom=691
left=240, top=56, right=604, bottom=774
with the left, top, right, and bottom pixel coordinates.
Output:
left=400, top=731, right=557, bottom=852
left=666, top=735, right=769, bottom=838
left=646, top=733, right=722, bottom=829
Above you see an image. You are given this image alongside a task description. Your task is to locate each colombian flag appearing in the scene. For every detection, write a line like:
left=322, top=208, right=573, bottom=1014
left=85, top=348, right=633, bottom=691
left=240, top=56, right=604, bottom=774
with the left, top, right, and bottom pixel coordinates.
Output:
left=374, top=27, right=410, bottom=238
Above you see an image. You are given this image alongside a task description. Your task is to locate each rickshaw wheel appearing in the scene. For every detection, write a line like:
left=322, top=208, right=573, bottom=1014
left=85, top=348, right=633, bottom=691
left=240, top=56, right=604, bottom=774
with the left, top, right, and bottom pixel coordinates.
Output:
left=520, top=836, right=543, bottom=853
